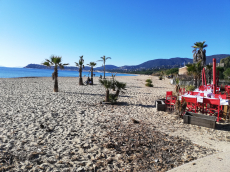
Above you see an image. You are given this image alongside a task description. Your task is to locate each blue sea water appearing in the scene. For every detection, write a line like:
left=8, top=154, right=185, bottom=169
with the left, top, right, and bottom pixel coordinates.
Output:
left=0, top=67, right=136, bottom=78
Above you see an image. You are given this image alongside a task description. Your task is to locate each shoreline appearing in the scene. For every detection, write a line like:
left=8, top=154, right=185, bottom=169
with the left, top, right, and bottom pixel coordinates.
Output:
left=0, top=75, right=229, bottom=171
left=0, top=75, right=140, bottom=79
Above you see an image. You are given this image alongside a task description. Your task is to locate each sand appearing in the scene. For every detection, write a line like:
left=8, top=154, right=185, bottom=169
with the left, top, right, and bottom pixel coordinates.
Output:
left=0, top=75, right=229, bottom=171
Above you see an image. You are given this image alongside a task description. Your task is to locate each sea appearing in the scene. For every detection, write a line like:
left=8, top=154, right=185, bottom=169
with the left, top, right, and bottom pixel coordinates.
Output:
left=0, top=67, right=136, bottom=78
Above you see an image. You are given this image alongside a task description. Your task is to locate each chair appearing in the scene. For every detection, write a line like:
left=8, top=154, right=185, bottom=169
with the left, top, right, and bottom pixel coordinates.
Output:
left=226, top=86, right=230, bottom=98
left=199, top=85, right=205, bottom=91
left=165, top=91, right=177, bottom=111
left=182, top=96, right=198, bottom=113
left=202, top=98, right=222, bottom=122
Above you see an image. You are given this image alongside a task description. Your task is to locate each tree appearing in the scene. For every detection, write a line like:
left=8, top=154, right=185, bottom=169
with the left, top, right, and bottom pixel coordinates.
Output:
left=99, top=79, right=112, bottom=102
left=192, top=41, right=208, bottom=67
left=165, top=68, right=179, bottom=75
left=223, top=68, right=230, bottom=79
left=87, top=62, right=96, bottom=85
left=206, top=65, right=212, bottom=84
left=115, top=81, right=126, bottom=98
left=75, top=55, right=84, bottom=85
left=216, top=67, right=224, bottom=79
left=42, top=56, right=69, bottom=92
left=220, top=56, right=230, bottom=69
left=186, top=61, right=202, bottom=88
left=98, top=55, right=111, bottom=79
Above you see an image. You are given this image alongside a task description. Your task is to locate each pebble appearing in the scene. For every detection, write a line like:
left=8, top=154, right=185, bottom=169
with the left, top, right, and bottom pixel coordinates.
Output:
left=0, top=76, right=229, bottom=171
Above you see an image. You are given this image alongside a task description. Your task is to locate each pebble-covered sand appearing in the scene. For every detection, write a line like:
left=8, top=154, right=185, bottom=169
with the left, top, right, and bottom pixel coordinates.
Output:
left=0, top=76, right=230, bottom=171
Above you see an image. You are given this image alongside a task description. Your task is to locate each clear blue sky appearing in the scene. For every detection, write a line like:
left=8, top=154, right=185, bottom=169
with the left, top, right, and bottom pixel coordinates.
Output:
left=0, top=0, right=229, bottom=67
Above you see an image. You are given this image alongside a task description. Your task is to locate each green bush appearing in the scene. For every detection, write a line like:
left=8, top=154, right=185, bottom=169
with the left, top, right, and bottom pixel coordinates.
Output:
left=224, top=68, right=230, bottom=79
left=186, top=85, right=195, bottom=91
left=145, top=82, right=153, bottom=87
left=109, top=94, right=118, bottom=103
left=145, top=79, right=152, bottom=83
left=175, top=78, right=179, bottom=85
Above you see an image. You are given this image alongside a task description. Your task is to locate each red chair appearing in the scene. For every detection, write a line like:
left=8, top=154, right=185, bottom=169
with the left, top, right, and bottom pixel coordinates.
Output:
left=182, top=96, right=198, bottom=113
left=166, top=91, right=173, bottom=97
left=202, top=98, right=222, bottom=122
left=226, top=86, right=230, bottom=98
left=179, top=88, right=186, bottom=95
left=199, top=86, right=205, bottom=91
left=165, top=91, right=176, bottom=110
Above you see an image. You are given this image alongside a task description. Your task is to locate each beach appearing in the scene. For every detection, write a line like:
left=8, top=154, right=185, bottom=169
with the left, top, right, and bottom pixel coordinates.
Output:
left=0, top=75, right=230, bottom=171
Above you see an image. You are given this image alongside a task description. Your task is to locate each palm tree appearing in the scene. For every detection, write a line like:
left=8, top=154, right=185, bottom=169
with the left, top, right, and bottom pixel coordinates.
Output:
left=42, top=56, right=69, bottom=92
left=187, top=61, right=202, bottom=88
left=87, top=62, right=96, bottom=85
left=115, top=81, right=126, bottom=98
left=75, top=55, right=84, bottom=85
left=98, top=56, right=111, bottom=79
left=99, top=79, right=112, bottom=102
left=206, top=65, right=212, bottom=84
left=192, top=41, right=208, bottom=67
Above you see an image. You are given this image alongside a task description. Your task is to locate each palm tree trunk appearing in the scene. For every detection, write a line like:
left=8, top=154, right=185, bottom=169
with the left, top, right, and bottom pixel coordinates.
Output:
left=91, top=67, right=93, bottom=85
left=79, top=66, right=83, bottom=85
left=54, top=67, right=58, bottom=92
left=194, top=77, right=197, bottom=88
left=105, top=89, right=109, bottom=102
left=115, top=90, right=120, bottom=97
left=103, top=62, right=105, bottom=79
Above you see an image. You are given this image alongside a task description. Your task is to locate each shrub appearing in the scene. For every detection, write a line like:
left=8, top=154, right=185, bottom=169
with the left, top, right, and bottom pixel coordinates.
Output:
left=109, top=94, right=118, bottom=103
left=145, top=82, right=153, bottom=87
left=186, top=85, right=195, bottom=91
left=175, top=78, right=179, bottom=85
left=145, top=79, right=152, bottom=83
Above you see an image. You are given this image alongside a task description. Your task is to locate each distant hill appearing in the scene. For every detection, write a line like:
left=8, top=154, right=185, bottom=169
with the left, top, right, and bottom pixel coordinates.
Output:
left=117, top=54, right=230, bottom=70
left=118, top=57, right=193, bottom=70
left=24, top=54, right=230, bottom=71
left=206, top=54, right=230, bottom=64
left=24, top=64, right=118, bottom=71
left=94, top=65, right=119, bottom=70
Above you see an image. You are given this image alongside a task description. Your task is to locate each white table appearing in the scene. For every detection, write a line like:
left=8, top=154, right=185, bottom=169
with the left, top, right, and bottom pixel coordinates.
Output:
left=179, top=95, right=229, bottom=106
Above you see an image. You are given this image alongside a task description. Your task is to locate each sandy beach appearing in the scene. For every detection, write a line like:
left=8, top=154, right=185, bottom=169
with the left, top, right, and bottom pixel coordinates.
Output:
left=0, top=75, right=230, bottom=171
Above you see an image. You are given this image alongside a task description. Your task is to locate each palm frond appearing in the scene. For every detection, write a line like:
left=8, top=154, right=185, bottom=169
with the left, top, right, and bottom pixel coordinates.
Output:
left=42, top=61, right=51, bottom=67
left=87, top=62, right=97, bottom=67
left=99, top=79, right=112, bottom=89
left=59, top=64, right=64, bottom=69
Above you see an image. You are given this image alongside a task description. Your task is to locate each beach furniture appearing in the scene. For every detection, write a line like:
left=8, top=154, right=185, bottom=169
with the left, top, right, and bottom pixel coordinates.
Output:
left=182, top=96, right=198, bottom=113
left=202, top=98, right=222, bottom=122
left=165, top=91, right=176, bottom=111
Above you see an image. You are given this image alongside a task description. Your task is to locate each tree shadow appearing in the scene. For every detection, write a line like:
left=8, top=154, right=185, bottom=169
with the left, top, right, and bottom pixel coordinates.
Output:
left=63, top=92, right=103, bottom=96
left=128, top=103, right=156, bottom=108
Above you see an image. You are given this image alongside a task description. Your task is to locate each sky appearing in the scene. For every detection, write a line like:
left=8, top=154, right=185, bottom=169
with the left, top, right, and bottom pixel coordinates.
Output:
left=0, top=0, right=230, bottom=67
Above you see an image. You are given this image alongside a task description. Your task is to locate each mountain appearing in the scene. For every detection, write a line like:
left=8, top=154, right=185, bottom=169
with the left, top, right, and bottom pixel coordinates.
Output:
left=24, top=54, right=230, bottom=71
left=24, top=64, right=118, bottom=71
left=117, top=54, right=230, bottom=71
left=205, top=54, right=230, bottom=64
left=118, top=57, right=193, bottom=70
left=94, top=65, right=119, bottom=70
